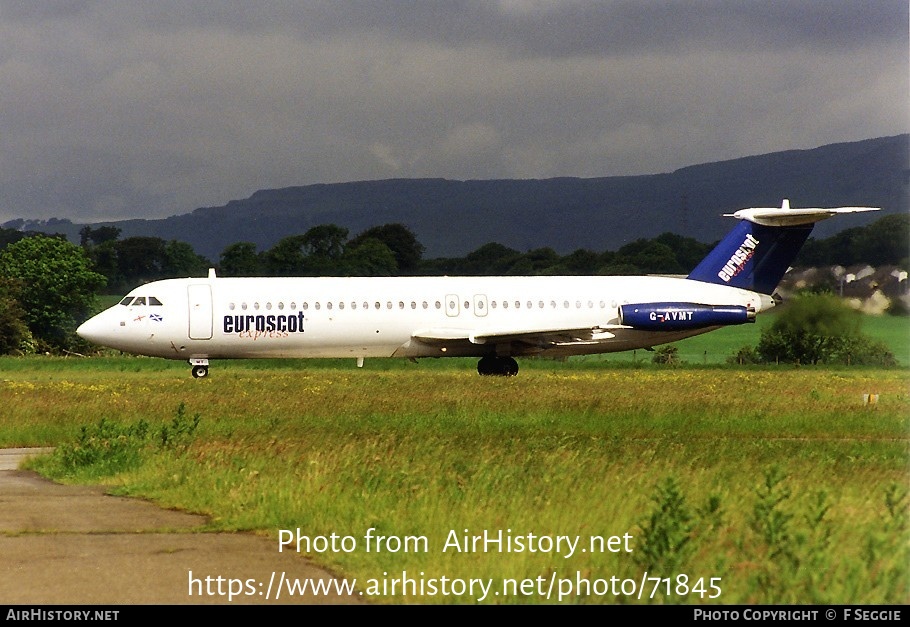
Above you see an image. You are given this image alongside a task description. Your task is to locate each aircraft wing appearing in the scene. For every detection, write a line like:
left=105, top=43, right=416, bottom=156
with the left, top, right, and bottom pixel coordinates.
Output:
left=412, top=325, right=619, bottom=349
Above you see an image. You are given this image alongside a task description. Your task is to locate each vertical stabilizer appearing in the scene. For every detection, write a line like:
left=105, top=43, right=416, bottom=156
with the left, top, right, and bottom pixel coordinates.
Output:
left=687, top=200, right=879, bottom=294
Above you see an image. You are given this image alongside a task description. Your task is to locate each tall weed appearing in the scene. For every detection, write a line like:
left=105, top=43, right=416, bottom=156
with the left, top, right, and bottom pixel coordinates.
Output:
left=46, top=403, right=199, bottom=480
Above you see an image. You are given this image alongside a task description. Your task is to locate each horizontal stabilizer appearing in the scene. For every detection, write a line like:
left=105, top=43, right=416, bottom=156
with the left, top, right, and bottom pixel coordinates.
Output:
left=725, top=199, right=879, bottom=227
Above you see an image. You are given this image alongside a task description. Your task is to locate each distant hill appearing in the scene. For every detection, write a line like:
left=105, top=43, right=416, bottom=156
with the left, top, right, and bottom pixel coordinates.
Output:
left=6, top=135, right=907, bottom=261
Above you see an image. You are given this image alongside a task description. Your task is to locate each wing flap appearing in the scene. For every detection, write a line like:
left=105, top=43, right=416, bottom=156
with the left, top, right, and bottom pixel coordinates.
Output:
left=413, top=325, right=618, bottom=347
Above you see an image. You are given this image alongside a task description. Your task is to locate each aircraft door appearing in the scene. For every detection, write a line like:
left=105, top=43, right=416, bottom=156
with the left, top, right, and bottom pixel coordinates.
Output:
left=473, top=294, right=488, bottom=317
left=187, top=284, right=213, bottom=340
left=445, top=294, right=460, bottom=317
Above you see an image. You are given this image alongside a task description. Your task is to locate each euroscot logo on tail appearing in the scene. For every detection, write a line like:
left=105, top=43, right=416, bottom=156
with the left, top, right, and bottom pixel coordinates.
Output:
left=717, top=234, right=759, bottom=283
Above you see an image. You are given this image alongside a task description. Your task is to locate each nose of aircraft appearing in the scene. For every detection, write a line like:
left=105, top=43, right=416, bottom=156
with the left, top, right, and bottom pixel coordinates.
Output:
left=76, top=313, right=108, bottom=345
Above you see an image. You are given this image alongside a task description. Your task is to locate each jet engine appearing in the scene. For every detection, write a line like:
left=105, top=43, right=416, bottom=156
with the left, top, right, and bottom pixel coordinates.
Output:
left=619, top=303, right=755, bottom=331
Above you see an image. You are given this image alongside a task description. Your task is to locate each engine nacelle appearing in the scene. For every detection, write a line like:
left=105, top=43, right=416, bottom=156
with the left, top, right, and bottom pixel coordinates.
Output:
left=619, top=302, right=755, bottom=330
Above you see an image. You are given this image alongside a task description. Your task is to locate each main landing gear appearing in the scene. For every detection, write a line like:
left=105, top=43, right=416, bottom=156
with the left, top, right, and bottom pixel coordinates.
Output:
left=477, top=355, right=519, bottom=376
left=189, top=358, right=209, bottom=379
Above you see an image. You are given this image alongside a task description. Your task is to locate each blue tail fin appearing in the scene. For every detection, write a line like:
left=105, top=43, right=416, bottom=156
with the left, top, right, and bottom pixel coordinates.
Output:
left=687, top=200, right=880, bottom=295
left=687, top=219, right=812, bottom=294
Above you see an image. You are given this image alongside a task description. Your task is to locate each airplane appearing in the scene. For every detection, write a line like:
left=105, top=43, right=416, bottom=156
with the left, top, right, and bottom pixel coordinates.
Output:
left=76, top=200, right=878, bottom=377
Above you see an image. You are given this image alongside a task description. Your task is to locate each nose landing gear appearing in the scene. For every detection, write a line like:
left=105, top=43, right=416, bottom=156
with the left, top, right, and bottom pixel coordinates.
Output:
left=189, top=358, right=209, bottom=379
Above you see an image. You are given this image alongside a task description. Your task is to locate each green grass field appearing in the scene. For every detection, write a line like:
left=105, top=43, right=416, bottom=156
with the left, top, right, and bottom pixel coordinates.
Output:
left=571, top=311, right=910, bottom=366
left=2, top=351, right=907, bottom=605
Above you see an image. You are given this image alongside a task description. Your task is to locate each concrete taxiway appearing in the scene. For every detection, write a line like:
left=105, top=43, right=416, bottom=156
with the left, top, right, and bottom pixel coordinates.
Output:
left=0, top=448, right=361, bottom=604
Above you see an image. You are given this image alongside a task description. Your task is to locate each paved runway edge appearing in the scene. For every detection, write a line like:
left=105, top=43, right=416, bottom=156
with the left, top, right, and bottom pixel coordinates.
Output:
left=0, top=449, right=362, bottom=604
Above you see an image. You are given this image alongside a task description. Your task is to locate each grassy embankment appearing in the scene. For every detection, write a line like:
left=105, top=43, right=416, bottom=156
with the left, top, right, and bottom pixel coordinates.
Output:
left=3, top=351, right=907, bottom=604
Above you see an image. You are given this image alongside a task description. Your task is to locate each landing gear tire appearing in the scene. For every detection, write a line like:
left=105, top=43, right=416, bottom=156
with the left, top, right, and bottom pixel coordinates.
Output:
left=477, top=355, right=519, bottom=376
left=191, top=365, right=209, bottom=379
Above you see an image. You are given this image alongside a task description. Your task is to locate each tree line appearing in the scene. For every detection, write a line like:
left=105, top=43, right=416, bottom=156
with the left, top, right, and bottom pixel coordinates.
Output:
left=68, top=223, right=716, bottom=291
left=0, top=213, right=905, bottom=354
left=73, top=212, right=910, bottom=289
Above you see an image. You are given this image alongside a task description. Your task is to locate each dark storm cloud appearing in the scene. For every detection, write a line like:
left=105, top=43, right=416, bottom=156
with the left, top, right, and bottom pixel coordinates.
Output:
left=0, top=1, right=906, bottom=223
left=13, top=2, right=897, bottom=54
left=296, top=1, right=904, bottom=56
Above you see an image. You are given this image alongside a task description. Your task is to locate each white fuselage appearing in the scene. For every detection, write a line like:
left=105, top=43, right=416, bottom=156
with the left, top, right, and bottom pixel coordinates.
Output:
left=77, top=274, right=773, bottom=362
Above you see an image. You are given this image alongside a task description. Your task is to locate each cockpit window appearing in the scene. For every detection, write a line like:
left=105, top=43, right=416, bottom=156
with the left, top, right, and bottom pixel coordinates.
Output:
left=119, top=296, right=163, bottom=306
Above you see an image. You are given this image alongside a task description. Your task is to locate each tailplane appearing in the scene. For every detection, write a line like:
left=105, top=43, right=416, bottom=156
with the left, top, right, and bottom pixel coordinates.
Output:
left=687, top=199, right=879, bottom=294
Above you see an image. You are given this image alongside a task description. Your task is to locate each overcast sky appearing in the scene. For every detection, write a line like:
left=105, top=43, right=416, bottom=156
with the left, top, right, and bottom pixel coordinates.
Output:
left=1, top=1, right=906, bottom=224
